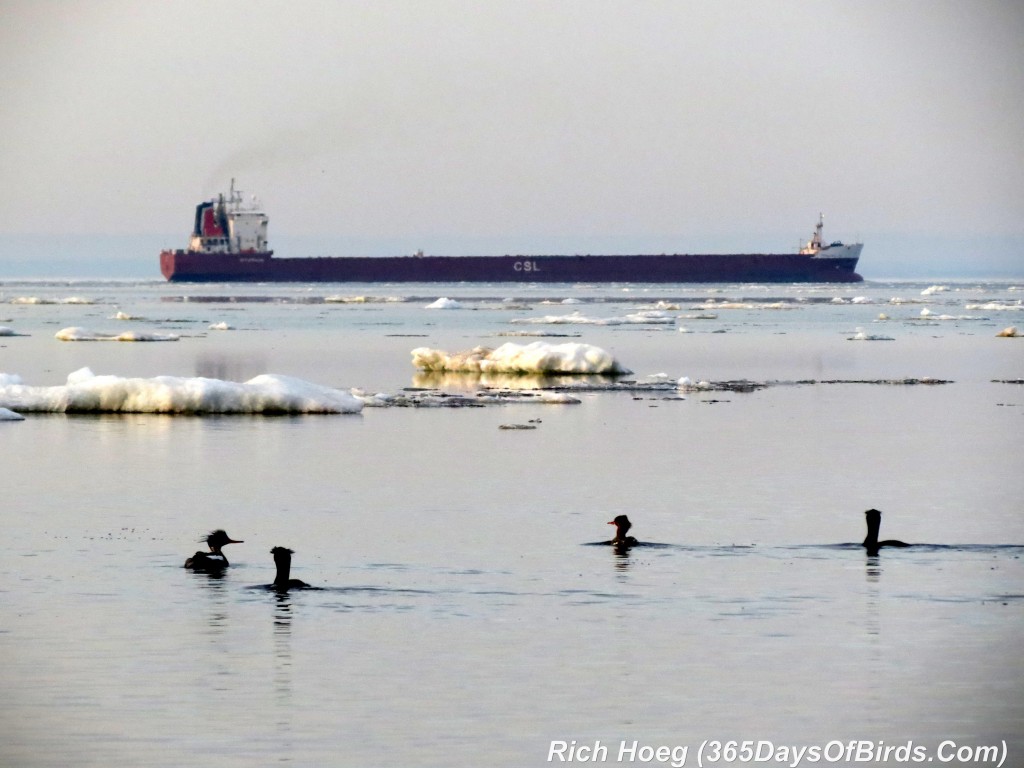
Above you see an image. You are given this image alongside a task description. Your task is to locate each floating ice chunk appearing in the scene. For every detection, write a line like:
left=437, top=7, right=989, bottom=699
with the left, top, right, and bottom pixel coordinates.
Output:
left=411, top=342, right=631, bottom=375
left=851, top=296, right=871, bottom=304
left=921, top=285, right=948, bottom=295
left=912, top=310, right=984, bottom=321
left=111, top=311, right=143, bottom=320
left=354, top=391, right=394, bottom=407
left=996, top=326, right=1020, bottom=337
left=511, top=310, right=675, bottom=326
left=623, top=310, right=676, bottom=324
left=538, top=392, right=582, bottom=404
left=12, top=296, right=92, bottom=305
left=0, top=367, right=363, bottom=414
left=694, top=301, right=797, bottom=310
left=55, top=327, right=179, bottom=342
left=510, top=311, right=594, bottom=325
left=324, top=295, right=404, bottom=303
left=561, top=298, right=582, bottom=304
left=0, top=406, right=24, bottom=421
left=966, top=301, right=1023, bottom=311
left=118, top=331, right=180, bottom=341
left=425, top=297, right=463, bottom=310
left=876, top=313, right=889, bottom=321
left=10, top=296, right=96, bottom=305
left=208, top=322, right=234, bottom=331
left=0, top=326, right=26, bottom=336
left=677, top=377, right=714, bottom=391
left=848, top=328, right=894, bottom=341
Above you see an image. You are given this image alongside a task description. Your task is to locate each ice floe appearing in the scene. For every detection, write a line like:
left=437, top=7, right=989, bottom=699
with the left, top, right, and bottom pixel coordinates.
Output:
left=848, top=328, right=895, bottom=341
left=208, top=322, right=234, bottom=331
left=996, top=326, right=1020, bottom=337
left=965, top=301, right=1023, bottom=311
left=510, top=310, right=676, bottom=326
left=411, top=341, right=631, bottom=375
left=9, top=296, right=96, bottom=305
left=354, top=387, right=581, bottom=408
left=0, top=368, right=364, bottom=414
left=324, top=295, right=404, bottom=303
left=914, top=308, right=986, bottom=321
left=55, top=327, right=180, bottom=342
left=920, top=285, right=949, bottom=296
left=425, top=297, right=464, bottom=310
left=0, top=326, right=27, bottom=336
left=0, top=406, right=24, bottom=421
left=693, top=300, right=798, bottom=310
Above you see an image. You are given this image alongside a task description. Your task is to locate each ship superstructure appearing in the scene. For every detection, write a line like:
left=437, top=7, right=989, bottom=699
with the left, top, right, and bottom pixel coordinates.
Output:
left=186, top=180, right=270, bottom=256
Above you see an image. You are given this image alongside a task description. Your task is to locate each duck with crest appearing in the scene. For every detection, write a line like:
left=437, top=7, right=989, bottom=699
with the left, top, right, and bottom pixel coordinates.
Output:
left=184, top=530, right=244, bottom=572
left=270, top=546, right=311, bottom=590
left=862, top=509, right=910, bottom=555
left=606, top=515, right=639, bottom=548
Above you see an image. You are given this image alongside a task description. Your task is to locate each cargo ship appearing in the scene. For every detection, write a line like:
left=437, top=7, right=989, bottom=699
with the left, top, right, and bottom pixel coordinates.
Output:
left=160, top=182, right=863, bottom=283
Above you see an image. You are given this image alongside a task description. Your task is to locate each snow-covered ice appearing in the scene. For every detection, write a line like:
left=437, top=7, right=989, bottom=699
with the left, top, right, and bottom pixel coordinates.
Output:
left=55, top=327, right=180, bottom=342
left=848, top=328, right=895, bottom=341
left=0, top=368, right=364, bottom=414
left=425, top=297, right=464, bottom=310
left=966, top=302, right=1023, bottom=311
left=510, top=310, right=676, bottom=326
left=411, top=341, right=631, bottom=375
left=9, top=296, right=96, bottom=305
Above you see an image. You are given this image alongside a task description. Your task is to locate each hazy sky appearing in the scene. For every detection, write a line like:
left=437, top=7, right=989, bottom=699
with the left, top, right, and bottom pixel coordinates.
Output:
left=1, top=0, right=1022, bottom=277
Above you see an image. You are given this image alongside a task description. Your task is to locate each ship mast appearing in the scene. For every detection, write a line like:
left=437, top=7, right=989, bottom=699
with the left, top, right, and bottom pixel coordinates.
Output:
left=800, top=213, right=825, bottom=254
left=812, top=213, right=824, bottom=250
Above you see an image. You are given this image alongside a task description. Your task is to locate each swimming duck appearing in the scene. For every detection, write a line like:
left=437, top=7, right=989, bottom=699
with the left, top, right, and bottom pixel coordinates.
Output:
left=184, top=529, right=243, bottom=571
left=271, top=546, right=310, bottom=590
left=606, top=515, right=639, bottom=548
left=863, top=509, right=910, bottom=555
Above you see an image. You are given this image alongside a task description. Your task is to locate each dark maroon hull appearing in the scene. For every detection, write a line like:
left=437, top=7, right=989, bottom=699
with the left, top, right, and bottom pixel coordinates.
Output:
left=160, top=250, right=862, bottom=283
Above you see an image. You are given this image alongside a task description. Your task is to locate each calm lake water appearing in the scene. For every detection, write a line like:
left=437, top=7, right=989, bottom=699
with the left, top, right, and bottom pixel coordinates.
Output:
left=2, top=278, right=1022, bottom=767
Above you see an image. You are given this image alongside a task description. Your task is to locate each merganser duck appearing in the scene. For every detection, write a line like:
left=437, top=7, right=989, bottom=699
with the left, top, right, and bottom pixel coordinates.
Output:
left=271, top=546, right=310, bottom=590
left=184, top=530, right=243, bottom=571
left=863, top=509, right=910, bottom=555
left=607, top=515, right=639, bottom=548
